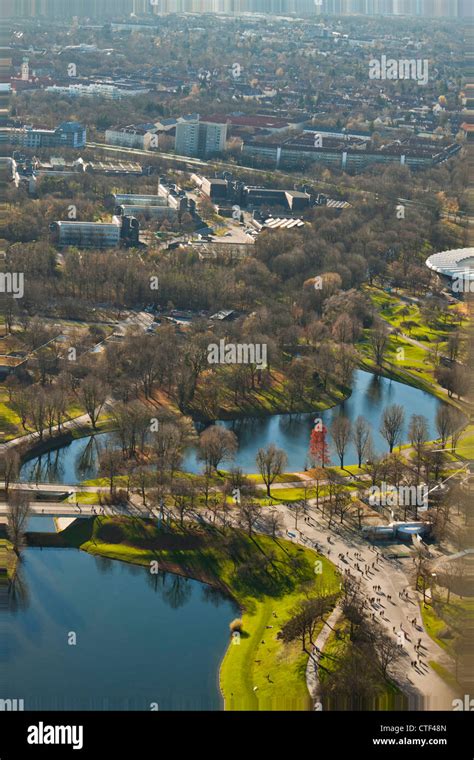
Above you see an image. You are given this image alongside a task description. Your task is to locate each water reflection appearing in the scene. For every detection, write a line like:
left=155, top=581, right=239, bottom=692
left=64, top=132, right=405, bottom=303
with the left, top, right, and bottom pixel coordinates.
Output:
left=2, top=548, right=237, bottom=710
left=8, top=564, right=30, bottom=613
left=20, top=370, right=443, bottom=481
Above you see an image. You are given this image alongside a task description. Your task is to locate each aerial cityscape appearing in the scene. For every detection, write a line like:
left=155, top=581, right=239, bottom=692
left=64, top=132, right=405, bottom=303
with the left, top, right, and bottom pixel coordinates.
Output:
left=0, top=0, right=471, bottom=752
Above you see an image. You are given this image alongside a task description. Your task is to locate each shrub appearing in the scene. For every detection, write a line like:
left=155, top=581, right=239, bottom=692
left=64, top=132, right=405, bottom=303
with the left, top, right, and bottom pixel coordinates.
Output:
left=229, top=618, right=243, bottom=634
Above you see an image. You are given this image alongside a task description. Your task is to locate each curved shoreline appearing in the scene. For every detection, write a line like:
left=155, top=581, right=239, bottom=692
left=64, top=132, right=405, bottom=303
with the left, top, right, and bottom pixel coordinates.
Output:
left=14, top=357, right=461, bottom=470
left=48, top=518, right=340, bottom=712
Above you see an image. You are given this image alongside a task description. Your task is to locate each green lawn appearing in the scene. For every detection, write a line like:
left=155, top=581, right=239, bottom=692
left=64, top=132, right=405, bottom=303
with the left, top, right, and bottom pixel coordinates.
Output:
left=361, top=285, right=467, bottom=396
left=420, top=593, right=473, bottom=656
left=68, top=491, right=101, bottom=505
left=365, top=285, right=466, bottom=345
left=0, top=388, right=22, bottom=438
left=0, top=538, right=17, bottom=580
left=191, top=367, right=348, bottom=419
left=456, top=424, right=474, bottom=460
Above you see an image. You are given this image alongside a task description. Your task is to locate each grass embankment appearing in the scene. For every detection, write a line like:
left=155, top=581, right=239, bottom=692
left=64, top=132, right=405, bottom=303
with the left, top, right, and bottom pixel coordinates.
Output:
left=455, top=423, right=474, bottom=460
left=0, top=387, right=22, bottom=439
left=420, top=592, right=472, bottom=689
left=59, top=515, right=340, bottom=711
left=0, top=538, right=18, bottom=580
left=420, top=593, right=473, bottom=654
left=361, top=285, right=467, bottom=402
left=191, top=368, right=349, bottom=420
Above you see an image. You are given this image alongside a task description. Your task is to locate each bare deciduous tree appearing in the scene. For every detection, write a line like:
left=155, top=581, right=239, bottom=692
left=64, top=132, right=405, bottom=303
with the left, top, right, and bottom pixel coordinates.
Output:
left=256, top=444, right=288, bottom=497
left=380, top=404, right=405, bottom=453
left=352, top=416, right=372, bottom=468
left=7, top=490, right=31, bottom=555
left=331, top=415, right=352, bottom=469
left=80, top=374, right=108, bottom=429
left=197, top=426, right=238, bottom=472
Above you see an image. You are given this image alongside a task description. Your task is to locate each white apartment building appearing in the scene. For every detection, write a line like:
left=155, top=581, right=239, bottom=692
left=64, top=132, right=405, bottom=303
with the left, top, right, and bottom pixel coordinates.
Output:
left=46, top=83, right=150, bottom=100
left=174, top=117, right=227, bottom=158
left=105, top=127, right=155, bottom=150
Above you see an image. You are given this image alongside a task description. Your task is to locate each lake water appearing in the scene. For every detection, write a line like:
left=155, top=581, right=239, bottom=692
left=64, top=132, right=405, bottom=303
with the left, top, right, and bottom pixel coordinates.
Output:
left=20, top=370, right=442, bottom=483
left=2, top=548, right=237, bottom=710
left=27, top=516, right=57, bottom=533
left=9, top=369, right=443, bottom=712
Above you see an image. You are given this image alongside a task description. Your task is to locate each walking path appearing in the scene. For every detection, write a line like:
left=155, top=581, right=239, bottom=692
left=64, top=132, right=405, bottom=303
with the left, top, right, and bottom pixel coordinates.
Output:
left=305, top=605, right=343, bottom=707
left=2, top=398, right=113, bottom=450
left=266, top=501, right=458, bottom=710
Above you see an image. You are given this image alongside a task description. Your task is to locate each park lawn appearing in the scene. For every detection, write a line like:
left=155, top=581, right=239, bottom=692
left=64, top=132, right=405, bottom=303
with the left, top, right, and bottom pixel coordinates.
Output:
left=68, top=491, right=100, bottom=505
left=81, top=476, right=129, bottom=488
left=364, top=286, right=464, bottom=345
left=193, top=367, right=348, bottom=419
left=420, top=603, right=449, bottom=651
left=330, top=464, right=365, bottom=476
left=254, top=486, right=325, bottom=505
left=62, top=516, right=340, bottom=711
left=0, top=539, right=18, bottom=580
left=0, top=395, right=112, bottom=442
left=420, top=593, right=473, bottom=657
left=253, top=484, right=359, bottom=506
left=386, top=337, right=433, bottom=374
left=70, top=414, right=115, bottom=439
left=455, top=424, right=474, bottom=460
left=359, top=332, right=437, bottom=387
left=358, top=351, right=450, bottom=402
left=0, top=387, right=23, bottom=439
left=248, top=473, right=306, bottom=484
left=220, top=550, right=340, bottom=711
left=0, top=401, right=22, bottom=438
left=67, top=403, right=86, bottom=418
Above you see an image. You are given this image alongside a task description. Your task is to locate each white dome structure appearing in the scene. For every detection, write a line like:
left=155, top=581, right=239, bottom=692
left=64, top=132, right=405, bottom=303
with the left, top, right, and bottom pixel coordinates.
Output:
left=425, top=248, right=474, bottom=281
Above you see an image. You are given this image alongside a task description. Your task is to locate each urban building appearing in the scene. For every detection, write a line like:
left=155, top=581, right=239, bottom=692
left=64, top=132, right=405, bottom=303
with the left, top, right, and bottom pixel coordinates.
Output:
left=6, top=121, right=87, bottom=149
left=201, top=177, right=228, bottom=201
left=0, top=157, right=19, bottom=188
left=111, top=193, right=168, bottom=208
left=50, top=216, right=139, bottom=248
left=112, top=191, right=177, bottom=220
left=45, top=83, right=150, bottom=100
left=242, top=133, right=461, bottom=172
left=425, top=248, right=474, bottom=287
left=175, top=117, right=227, bottom=158
left=105, top=127, right=155, bottom=150
left=242, top=186, right=311, bottom=211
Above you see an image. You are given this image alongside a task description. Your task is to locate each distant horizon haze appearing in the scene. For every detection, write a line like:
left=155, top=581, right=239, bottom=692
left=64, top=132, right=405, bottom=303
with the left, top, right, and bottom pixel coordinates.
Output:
left=1, top=0, right=470, bottom=20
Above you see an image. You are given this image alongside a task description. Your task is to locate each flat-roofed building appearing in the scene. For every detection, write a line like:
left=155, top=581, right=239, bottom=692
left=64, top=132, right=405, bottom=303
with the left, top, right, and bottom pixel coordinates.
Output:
left=112, top=193, right=167, bottom=207
left=50, top=218, right=122, bottom=248
left=175, top=117, right=227, bottom=158
left=105, top=126, right=154, bottom=150
left=7, top=121, right=86, bottom=149
left=86, top=160, right=143, bottom=175
left=0, top=157, right=19, bottom=187
left=118, top=205, right=178, bottom=220
left=201, top=177, right=228, bottom=200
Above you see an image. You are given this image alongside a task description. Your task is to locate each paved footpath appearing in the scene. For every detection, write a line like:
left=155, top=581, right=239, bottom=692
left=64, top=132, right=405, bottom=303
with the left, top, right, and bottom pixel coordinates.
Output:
left=305, top=605, right=343, bottom=706
left=263, top=501, right=458, bottom=711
